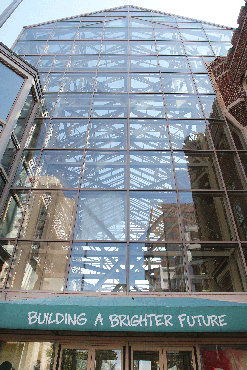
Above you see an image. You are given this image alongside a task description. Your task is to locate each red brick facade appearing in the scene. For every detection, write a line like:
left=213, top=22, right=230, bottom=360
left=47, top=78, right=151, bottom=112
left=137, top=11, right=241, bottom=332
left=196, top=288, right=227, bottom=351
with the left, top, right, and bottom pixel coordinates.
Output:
left=210, top=2, right=247, bottom=127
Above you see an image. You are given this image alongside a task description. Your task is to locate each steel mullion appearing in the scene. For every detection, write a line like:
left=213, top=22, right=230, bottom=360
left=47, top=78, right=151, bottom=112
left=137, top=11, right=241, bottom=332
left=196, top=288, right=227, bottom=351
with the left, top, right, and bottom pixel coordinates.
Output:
left=126, top=5, right=130, bottom=295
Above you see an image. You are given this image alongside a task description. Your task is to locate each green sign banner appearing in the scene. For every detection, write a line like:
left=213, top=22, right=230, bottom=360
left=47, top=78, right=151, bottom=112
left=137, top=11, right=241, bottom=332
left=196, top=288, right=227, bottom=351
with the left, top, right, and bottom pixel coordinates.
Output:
left=0, top=296, right=247, bottom=332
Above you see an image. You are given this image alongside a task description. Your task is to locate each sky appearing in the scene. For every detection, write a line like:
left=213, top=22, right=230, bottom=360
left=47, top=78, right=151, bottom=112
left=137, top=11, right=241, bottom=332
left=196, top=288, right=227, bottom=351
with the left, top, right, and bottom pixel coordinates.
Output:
left=0, top=0, right=245, bottom=48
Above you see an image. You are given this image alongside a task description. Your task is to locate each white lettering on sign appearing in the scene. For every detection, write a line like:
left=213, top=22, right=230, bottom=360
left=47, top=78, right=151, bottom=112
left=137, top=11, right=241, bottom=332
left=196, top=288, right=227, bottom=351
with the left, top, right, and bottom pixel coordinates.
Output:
left=27, top=312, right=228, bottom=329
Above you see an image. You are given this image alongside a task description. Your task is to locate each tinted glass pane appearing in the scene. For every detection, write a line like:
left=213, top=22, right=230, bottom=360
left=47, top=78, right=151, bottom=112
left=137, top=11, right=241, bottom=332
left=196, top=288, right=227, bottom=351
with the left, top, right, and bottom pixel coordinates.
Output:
left=67, top=243, right=127, bottom=292
left=130, top=243, right=186, bottom=292
left=0, top=62, right=24, bottom=120
left=130, top=119, right=170, bottom=149
left=87, top=119, right=127, bottom=149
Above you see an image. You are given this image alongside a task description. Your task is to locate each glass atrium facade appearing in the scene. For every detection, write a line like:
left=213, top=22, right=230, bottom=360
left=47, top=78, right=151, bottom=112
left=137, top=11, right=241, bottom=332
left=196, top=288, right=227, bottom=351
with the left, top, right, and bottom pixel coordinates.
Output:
left=2, top=5, right=247, bottom=295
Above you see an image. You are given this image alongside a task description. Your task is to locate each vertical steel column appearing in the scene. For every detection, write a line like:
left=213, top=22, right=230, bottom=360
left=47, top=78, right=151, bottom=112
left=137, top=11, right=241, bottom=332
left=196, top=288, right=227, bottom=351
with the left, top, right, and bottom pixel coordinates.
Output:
left=0, top=0, right=24, bottom=28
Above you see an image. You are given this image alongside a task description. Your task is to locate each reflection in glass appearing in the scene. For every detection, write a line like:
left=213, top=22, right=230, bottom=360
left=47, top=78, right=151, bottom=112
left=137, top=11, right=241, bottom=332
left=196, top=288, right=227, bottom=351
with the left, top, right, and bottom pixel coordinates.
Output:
left=179, top=192, right=235, bottom=241
left=133, top=351, right=159, bottom=370
left=187, top=244, right=245, bottom=292
left=0, top=342, right=55, bottom=370
left=167, top=351, right=193, bottom=370
left=229, top=194, right=247, bottom=241
left=165, top=95, right=203, bottom=119
left=37, top=150, right=83, bottom=188
left=173, top=152, right=222, bottom=189
left=95, top=350, right=121, bottom=370
left=169, top=119, right=208, bottom=150
left=53, top=93, right=92, bottom=117
left=74, top=191, right=127, bottom=241
left=87, top=119, right=127, bottom=149
left=67, top=243, right=126, bottom=292
left=130, top=191, right=180, bottom=241
left=61, top=349, right=88, bottom=370
left=0, top=241, right=14, bottom=289
left=7, top=241, right=70, bottom=290
left=159, top=56, right=190, bottom=72
left=130, top=73, right=162, bottom=92
left=92, top=94, right=127, bottom=118
left=99, top=56, right=128, bottom=71
left=129, top=243, right=186, bottom=292
left=13, top=150, right=40, bottom=187
left=129, top=95, right=165, bottom=118
left=200, top=345, right=247, bottom=370
left=19, top=190, right=77, bottom=239
left=162, top=73, right=195, bottom=93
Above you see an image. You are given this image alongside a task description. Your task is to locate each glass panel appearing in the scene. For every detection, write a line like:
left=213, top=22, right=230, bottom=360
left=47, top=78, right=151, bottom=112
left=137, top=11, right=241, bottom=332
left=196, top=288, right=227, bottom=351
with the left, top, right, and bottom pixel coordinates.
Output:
left=7, top=241, right=70, bottom=290
left=56, top=21, right=81, bottom=28
left=157, top=41, right=184, bottom=55
left=96, top=73, right=128, bottom=92
left=43, top=73, right=64, bottom=92
left=0, top=175, right=5, bottom=198
left=101, top=41, right=128, bottom=54
left=105, top=18, right=128, bottom=28
left=130, top=56, right=159, bottom=71
left=13, top=150, right=40, bottom=187
left=53, top=93, right=92, bottom=117
left=205, top=29, right=233, bottom=41
left=133, top=351, right=159, bottom=370
left=178, top=22, right=202, bottom=28
left=165, top=95, right=203, bottom=119
left=0, top=241, right=14, bottom=289
left=62, top=73, right=96, bottom=92
left=104, top=28, right=128, bottom=39
left=167, top=351, right=193, bottom=370
left=130, top=73, right=162, bottom=93
left=46, top=41, right=74, bottom=54
left=168, top=119, right=209, bottom=150
left=81, top=151, right=126, bottom=189
left=229, top=193, right=247, bottom=241
left=22, top=55, right=40, bottom=67
left=187, top=244, right=245, bottom=292
left=162, top=73, right=195, bottom=93
left=208, top=119, right=233, bottom=149
left=1, top=138, right=17, bottom=175
left=200, top=95, right=223, bottom=119
left=73, top=41, right=101, bottom=54
left=181, top=29, right=207, bottom=41
left=130, top=191, right=181, bottom=241
left=87, top=119, right=127, bottom=149
left=159, top=56, right=190, bottom=72
left=44, top=118, right=88, bottom=148
left=184, top=42, right=214, bottom=56
left=51, top=28, right=77, bottom=40
left=188, top=57, right=207, bottom=72
left=179, top=192, right=235, bottom=241
left=61, top=349, right=88, bottom=370
left=20, top=28, right=53, bottom=40
left=200, top=345, right=247, bottom=370
left=25, top=117, right=49, bottom=148
left=43, top=93, right=58, bottom=116
left=130, top=152, right=175, bottom=189
left=129, top=95, right=165, bottom=118
left=99, top=56, right=128, bottom=71
left=78, top=28, right=103, bottom=39
left=68, top=55, right=99, bottom=71
left=211, top=42, right=232, bottom=56
left=37, top=55, right=55, bottom=71
left=0, top=192, right=28, bottom=238
left=174, top=152, right=222, bottom=190
left=129, top=119, right=170, bottom=150
left=19, top=190, right=77, bottom=239
left=129, top=41, right=156, bottom=54
left=67, top=243, right=127, bottom=292
left=129, top=243, right=186, bottom=292
left=36, top=150, right=83, bottom=188
left=0, top=62, right=24, bottom=120
left=129, top=18, right=153, bottom=28
left=92, top=94, right=127, bottom=118
left=0, top=342, right=55, bottom=370
left=194, top=74, right=214, bottom=93
left=95, top=350, right=121, bottom=370
left=217, top=152, right=245, bottom=190
left=51, top=55, right=70, bottom=71
left=155, top=29, right=181, bottom=40
left=74, top=191, right=127, bottom=241
left=13, top=40, right=47, bottom=54
left=129, top=29, right=154, bottom=40
left=14, top=92, right=35, bottom=141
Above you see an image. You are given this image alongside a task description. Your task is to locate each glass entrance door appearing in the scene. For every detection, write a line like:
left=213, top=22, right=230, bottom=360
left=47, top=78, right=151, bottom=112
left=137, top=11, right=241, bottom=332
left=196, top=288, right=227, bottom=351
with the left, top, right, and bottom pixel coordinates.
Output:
left=60, top=347, right=122, bottom=370
left=132, top=348, right=196, bottom=370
